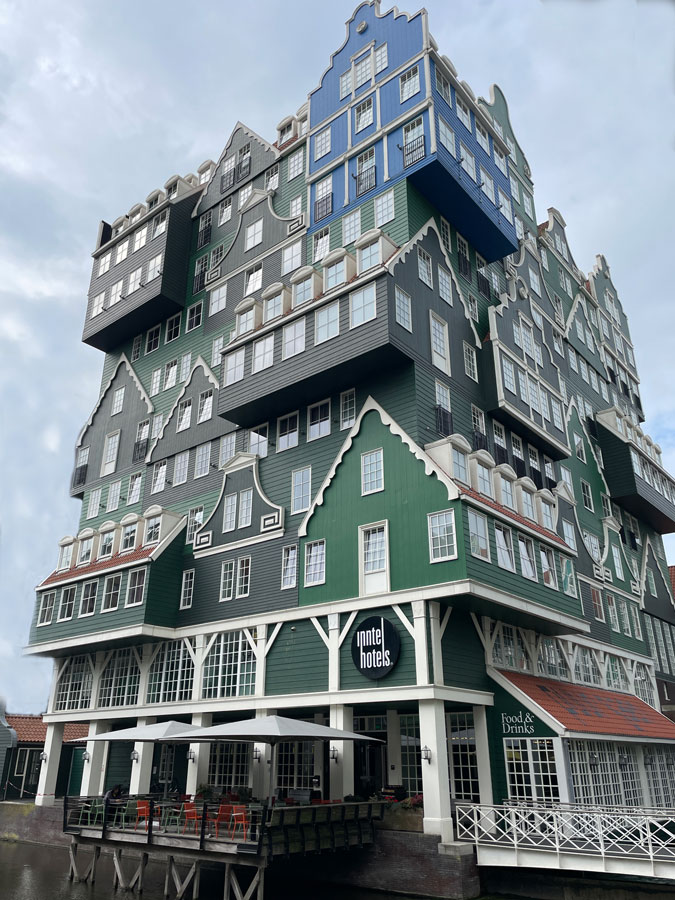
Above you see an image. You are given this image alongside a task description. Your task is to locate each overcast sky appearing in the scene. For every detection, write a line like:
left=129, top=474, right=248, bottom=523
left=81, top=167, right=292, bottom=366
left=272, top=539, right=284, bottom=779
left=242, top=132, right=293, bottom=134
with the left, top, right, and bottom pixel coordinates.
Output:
left=1, top=0, right=673, bottom=714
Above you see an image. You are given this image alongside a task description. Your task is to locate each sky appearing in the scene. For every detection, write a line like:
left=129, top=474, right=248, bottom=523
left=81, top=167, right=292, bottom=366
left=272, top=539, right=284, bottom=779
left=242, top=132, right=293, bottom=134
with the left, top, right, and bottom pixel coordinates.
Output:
left=0, top=0, right=674, bottom=713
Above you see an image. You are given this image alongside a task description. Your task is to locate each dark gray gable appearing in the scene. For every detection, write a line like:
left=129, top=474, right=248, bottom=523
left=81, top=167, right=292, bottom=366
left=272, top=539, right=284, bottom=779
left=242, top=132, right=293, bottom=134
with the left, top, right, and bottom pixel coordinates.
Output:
left=193, top=453, right=284, bottom=552
left=149, top=358, right=221, bottom=461
left=643, top=544, right=675, bottom=619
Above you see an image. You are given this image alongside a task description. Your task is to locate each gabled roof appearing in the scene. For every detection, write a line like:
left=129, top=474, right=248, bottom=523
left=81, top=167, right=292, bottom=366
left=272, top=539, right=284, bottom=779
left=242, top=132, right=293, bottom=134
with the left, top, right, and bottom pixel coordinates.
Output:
left=6, top=714, right=88, bottom=744
left=498, top=670, right=675, bottom=741
left=38, top=546, right=155, bottom=588
left=76, top=354, right=152, bottom=448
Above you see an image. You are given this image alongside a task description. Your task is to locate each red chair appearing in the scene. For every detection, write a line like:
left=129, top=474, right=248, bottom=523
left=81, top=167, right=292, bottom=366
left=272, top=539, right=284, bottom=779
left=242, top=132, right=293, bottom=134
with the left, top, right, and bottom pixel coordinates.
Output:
left=229, top=805, right=249, bottom=841
left=207, top=803, right=233, bottom=839
left=134, top=800, right=160, bottom=832
left=182, top=801, right=199, bottom=834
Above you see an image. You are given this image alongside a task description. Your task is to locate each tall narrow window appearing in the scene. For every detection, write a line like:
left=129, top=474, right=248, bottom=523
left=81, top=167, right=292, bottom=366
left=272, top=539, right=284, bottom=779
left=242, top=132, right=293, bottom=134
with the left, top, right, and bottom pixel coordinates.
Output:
left=361, top=523, right=388, bottom=594
left=305, top=541, right=326, bottom=585
left=361, top=449, right=384, bottom=494
left=291, top=467, right=311, bottom=514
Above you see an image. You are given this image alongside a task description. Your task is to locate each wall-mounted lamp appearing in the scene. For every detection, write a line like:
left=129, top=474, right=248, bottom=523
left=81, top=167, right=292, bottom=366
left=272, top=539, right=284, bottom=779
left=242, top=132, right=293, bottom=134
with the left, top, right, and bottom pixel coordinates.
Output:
left=588, top=753, right=599, bottom=768
left=253, top=747, right=262, bottom=763
left=618, top=753, right=630, bottom=769
left=130, top=749, right=140, bottom=763
left=82, top=750, right=91, bottom=763
left=644, top=753, right=654, bottom=767
left=186, top=749, right=196, bottom=763
left=39, top=751, right=48, bottom=763
left=329, top=747, right=339, bottom=763
left=421, top=746, right=432, bottom=765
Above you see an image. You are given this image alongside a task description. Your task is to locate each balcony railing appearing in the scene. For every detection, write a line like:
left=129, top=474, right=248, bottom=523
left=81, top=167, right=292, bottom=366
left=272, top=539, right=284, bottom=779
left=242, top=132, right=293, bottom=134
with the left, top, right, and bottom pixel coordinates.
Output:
left=314, top=193, right=333, bottom=222
left=435, top=405, right=453, bottom=437
left=403, top=135, right=425, bottom=168
left=458, top=253, right=471, bottom=280
left=133, top=439, right=149, bottom=463
left=493, top=444, right=508, bottom=466
left=193, top=271, right=206, bottom=295
left=472, top=430, right=489, bottom=452
left=530, top=468, right=543, bottom=490
left=356, top=165, right=376, bottom=197
left=220, top=168, right=236, bottom=193
left=196, top=224, right=212, bottom=250
left=237, top=157, right=251, bottom=181
left=72, top=465, right=88, bottom=488
left=477, top=270, right=491, bottom=299
left=513, top=457, right=526, bottom=478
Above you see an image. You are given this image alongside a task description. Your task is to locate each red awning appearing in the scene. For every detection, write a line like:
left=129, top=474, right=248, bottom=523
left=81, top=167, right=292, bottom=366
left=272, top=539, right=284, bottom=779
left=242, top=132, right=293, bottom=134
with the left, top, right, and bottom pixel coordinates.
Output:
left=498, top=670, right=675, bottom=741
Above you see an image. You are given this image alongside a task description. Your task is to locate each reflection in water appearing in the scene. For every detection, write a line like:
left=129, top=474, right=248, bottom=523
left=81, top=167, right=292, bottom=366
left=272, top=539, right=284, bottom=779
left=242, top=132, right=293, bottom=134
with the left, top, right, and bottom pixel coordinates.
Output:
left=0, top=841, right=445, bottom=900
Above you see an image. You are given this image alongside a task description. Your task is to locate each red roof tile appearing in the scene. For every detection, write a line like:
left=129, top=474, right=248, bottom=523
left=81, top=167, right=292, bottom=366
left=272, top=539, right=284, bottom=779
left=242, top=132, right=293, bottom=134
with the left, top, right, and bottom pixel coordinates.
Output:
left=500, top=671, right=675, bottom=740
left=6, top=714, right=89, bottom=744
left=459, top=484, right=569, bottom=549
left=669, top=566, right=675, bottom=598
left=39, top=546, right=154, bottom=588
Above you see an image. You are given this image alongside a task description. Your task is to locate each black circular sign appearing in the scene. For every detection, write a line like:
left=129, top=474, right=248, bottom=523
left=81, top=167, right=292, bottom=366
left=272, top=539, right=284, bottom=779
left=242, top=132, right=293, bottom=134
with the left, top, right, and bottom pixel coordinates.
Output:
left=351, top=616, right=400, bottom=680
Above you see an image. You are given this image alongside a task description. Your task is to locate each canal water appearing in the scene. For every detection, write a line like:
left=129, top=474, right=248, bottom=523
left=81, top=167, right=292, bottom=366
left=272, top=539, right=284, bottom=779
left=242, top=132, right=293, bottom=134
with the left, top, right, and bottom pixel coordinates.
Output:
left=0, top=841, right=506, bottom=900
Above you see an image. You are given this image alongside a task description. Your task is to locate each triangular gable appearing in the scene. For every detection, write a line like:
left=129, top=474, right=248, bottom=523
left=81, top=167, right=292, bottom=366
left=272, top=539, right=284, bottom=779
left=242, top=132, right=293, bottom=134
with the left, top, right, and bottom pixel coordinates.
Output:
left=298, top=396, right=459, bottom=537
left=148, top=356, right=219, bottom=458
left=640, top=538, right=675, bottom=615
left=478, top=83, right=533, bottom=180
left=386, top=217, right=481, bottom=348
left=76, top=353, right=152, bottom=447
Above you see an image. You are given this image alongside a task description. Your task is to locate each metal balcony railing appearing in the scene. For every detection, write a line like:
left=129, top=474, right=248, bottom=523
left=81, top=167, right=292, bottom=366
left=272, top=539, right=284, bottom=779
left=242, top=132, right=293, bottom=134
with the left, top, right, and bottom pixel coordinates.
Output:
left=530, top=468, right=543, bottom=489
left=237, top=157, right=251, bottom=181
left=477, top=270, right=491, bottom=299
left=458, top=253, right=471, bottom=280
left=493, top=444, right=508, bottom=466
left=133, top=439, right=149, bottom=463
left=513, top=457, right=527, bottom=478
left=356, top=165, right=376, bottom=197
left=220, top=169, right=236, bottom=193
left=472, top=430, right=489, bottom=452
left=435, top=405, right=453, bottom=437
left=72, top=464, right=88, bottom=488
left=403, top=135, right=425, bottom=168
left=196, top=224, right=212, bottom=249
left=314, top=193, right=333, bottom=221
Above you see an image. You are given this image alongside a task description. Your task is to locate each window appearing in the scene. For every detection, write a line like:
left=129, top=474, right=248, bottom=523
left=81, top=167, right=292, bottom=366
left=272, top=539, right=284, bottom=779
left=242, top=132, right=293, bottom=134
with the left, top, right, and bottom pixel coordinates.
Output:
left=395, top=286, right=412, bottom=331
left=248, top=423, right=268, bottom=458
left=131, top=334, right=143, bottom=362
left=218, top=560, right=235, bottom=602
left=469, top=510, right=490, bottom=561
left=400, top=65, right=419, bottom=102
left=263, top=292, right=282, bottom=322
left=237, top=489, right=253, bottom=528
left=223, top=493, right=237, bottom=532
left=180, top=353, right=192, bottom=382
left=86, top=487, right=101, bottom=520
left=151, top=460, right=167, bottom=493
left=498, top=189, right=512, bottom=222
left=618, top=598, right=632, bottom=637
left=238, top=183, right=252, bottom=209
left=38, top=592, right=56, bottom=626
left=102, top=575, right=122, bottom=612
left=218, top=198, right=232, bottom=225
left=126, top=569, right=146, bottom=606
left=355, top=97, right=373, bottom=132
left=282, top=319, right=305, bottom=359
left=460, top=144, right=476, bottom=180
left=541, top=501, right=554, bottom=531
left=417, top=247, right=433, bottom=287
left=252, top=335, right=274, bottom=372
left=219, top=433, right=236, bottom=467
left=343, top=210, right=361, bottom=245
left=99, top=530, right=114, bottom=558
left=438, top=267, right=452, bottom=305
left=308, top=400, right=330, bottom=441
left=359, top=241, right=380, bottom=271
left=101, top=432, right=120, bottom=477
left=152, top=211, right=167, bottom=237
left=79, top=582, right=97, bottom=617
left=591, top=587, right=605, bottom=621
left=362, top=449, right=384, bottom=494
left=494, top=145, right=507, bottom=175
left=428, top=510, right=456, bottom=561
left=108, top=279, right=123, bottom=307
left=282, top=240, right=302, bottom=274
left=180, top=570, right=195, bottom=609
left=313, top=226, right=330, bottom=261
left=146, top=253, right=162, bottom=282
left=106, top=480, right=121, bottom=513
left=430, top=313, right=450, bottom=373
left=500, top=476, right=515, bottom=510
left=540, top=547, right=557, bottom=589
left=133, top=226, right=147, bottom=252
left=581, top=480, right=594, bottom=511
left=291, top=467, right=311, bottom=514
left=436, top=69, right=451, bottom=103
left=98, top=252, right=111, bottom=275
left=355, top=53, right=371, bottom=87
left=456, top=96, right=471, bottom=130
left=471, top=405, right=485, bottom=434
left=57, top=543, right=74, bottom=571
left=265, top=164, right=279, bottom=190
left=476, top=463, right=493, bottom=497
left=163, top=360, right=177, bottom=390
left=480, top=168, right=495, bottom=203
left=339, top=70, right=352, bottom=99
left=57, top=587, right=76, bottom=622
left=281, top=545, right=298, bottom=589
left=452, top=447, right=468, bottom=482
left=305, top=540, right=326, bottom=585
left=288, top=148, right=304, bottom=180
left=361, top=523, right=388, bottom=594
left=521, top=489, right=535, bottom=521
left=233, top=557, right=250, bottom=598
left=476, top=121, right=489, bottom=153
left=463, top=343, right=478, bottom=381
left=211, top=336, right=224, bottom=367
left=237, top=308, right=254, bottom=334
left=224, top=349, right=245, bottom=384
left=340, top=389, right=356, bottom=429
left=245, top=218, right=263, bottom=251
left=324, top=259, right=345, bottom=291
left=612, top=544, right=624, bottom=581
left=176, top=398, right=192, bottom=432
left=145, top=326, right=161, bottom=355
left=375, top=190, right=394, bottom=226
left=277, top=413, right=298, bottom=452
left=293, top=275, right=313, bottom=306
left=172, top=450, right=189, bottom=486
left=186, top=303, right=202, bottom=332
left=186, top=507, right=204, bottom=544
left=438, top=117, right=455, bottom=155
left=350, top=284, right=376, bottom=328
left=495, top=523, right=515, bottom=571
left=245, top=264, right=262, bottom=295
left=519, top=536, right=537, bottom=580
left=91, top=291, right=105, bottom=317
left=315, top=301, right=339, bottom=344
left=194, top=442, right=211, bottom=478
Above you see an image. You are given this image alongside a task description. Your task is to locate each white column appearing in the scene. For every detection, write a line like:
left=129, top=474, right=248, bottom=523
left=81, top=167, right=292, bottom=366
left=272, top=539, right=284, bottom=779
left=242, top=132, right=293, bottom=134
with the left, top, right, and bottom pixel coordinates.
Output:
left=255, top=625, right=267, bottom=696
left=35, top=722, right=64, bottom=807
left=128, top=717, right=157, bottom=796
left=386, top=709, right=402, bottom=786
left=552, top=738, right=571, bottom=804
left=251, top=708, right=275, bottom=802
left=191, top=635, right=207, bottom=702
left=472, top=705, right=493, bottom=805
left=313, top=711, right=325, bottom=797
left=429, top=602, right=444, bottom=685
left=80, top=720, right=109, bottom=797
left=418, top=699, right=453, bottom=842
left=412, top=601, right=430, bottom=686
left=327, top=614, right=340, bottom=692
left=329, top=705, right=353, bottom=800
left=185, top=712, right=212, bottom=797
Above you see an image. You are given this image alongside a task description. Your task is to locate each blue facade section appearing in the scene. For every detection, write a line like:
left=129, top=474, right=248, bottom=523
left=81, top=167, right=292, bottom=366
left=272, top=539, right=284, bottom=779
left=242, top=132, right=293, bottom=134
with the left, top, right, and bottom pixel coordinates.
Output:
left=309, top=2, right=426, bottom=130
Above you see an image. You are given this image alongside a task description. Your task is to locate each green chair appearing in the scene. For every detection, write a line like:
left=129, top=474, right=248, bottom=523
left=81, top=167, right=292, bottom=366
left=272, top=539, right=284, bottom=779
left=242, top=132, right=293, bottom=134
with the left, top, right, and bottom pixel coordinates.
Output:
left=161, top=802, right=184, bottom=834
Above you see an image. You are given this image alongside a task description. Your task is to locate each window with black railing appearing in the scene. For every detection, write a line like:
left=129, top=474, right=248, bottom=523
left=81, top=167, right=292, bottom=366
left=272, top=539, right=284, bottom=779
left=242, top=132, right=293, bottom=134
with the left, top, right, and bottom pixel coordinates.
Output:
left=628, top=531, right=638, bottom=551
left=585, top=417, right=598, bottom=439
left=356, top=165, right=376, bottom=197
left=237, top=157, right=251, bottom=181
left=220, top=169, right=236, bottom=193
left=435, top=405, right=453, bottom=437
left=513, top=457, right=526, bottom=478
left=193, top=271, right=206, bottom=294
left=546, top=476, right=557, bottom=492
left=403, top=135, right=425, bottom=168
left=73, top=465, right=88, bottom=488
left=458, top=252, right=471, bottom=280
left=530, top=468, right=543, bottom=489
left=133, top=439, right=149, bottom=463
left=472, top=430, right=489, bottom=452
left=196, top=224, right=212, bottom=250
left=477, top=270, right=491, bottom=299
left=314, top=193, right=333, bottom=221
left=494, top=444, right=509, bottom=466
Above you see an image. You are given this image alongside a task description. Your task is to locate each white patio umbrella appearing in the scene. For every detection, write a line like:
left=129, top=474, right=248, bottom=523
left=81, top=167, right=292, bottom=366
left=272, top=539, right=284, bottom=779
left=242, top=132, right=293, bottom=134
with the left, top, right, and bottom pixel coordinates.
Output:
left=69, top=720, right=199, bottom=743
left=161, top=715, right=381, bottom=804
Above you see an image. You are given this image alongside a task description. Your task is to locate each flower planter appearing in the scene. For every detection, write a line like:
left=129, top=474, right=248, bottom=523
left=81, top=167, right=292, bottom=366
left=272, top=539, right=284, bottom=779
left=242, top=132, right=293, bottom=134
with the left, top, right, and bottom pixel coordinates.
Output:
left=378, top=805, right=424, bottom=832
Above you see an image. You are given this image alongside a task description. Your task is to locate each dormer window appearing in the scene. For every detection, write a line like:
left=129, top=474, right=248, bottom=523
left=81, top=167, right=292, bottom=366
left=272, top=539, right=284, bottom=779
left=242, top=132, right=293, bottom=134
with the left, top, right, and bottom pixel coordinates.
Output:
left=358, top=241, right=380, bottom=272
left=78, top=537, right=93, bottom=566
left=112, top=222, right=125, bottom=238
left=476, top=462, right=493, bottom=497
left=325, top=258, right=345, bottom=290
left=166, top=181, right=178, bottom=200
left=199, top=167, right=212, bottom=185
left=148, top=195, right=159, bottom=211
left=99, top=531, right=114, bottom=558
left=145, top=516, right=161, bottom=545
left=57, top=543, right=73, bottom=571
left=522, top=490, right=535, bottom=520
left=279, top=122, right=293, bottom=144
left=263, top=292, right=282, bottom=323
left=293, top=276, right=313, bottom=308
left=121, top=523, right=137, bottom=552
left=237, top=308, right=255, bottom=335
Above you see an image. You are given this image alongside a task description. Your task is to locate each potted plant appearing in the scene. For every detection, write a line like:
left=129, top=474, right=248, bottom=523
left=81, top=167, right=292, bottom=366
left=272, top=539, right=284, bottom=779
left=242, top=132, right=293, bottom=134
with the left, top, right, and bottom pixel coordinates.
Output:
left=379, top=793, right=424, bottom=832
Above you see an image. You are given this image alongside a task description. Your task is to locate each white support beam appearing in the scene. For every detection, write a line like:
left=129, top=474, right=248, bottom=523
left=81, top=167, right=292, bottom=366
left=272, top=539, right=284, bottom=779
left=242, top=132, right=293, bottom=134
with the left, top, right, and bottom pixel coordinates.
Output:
left=129, top=717, right=157, bottom=796
left=419, top=698, right=453, bottom=842
left=429, top=601, right=444, bottom=685
left=329, top=705, right=353, bottom=801
left=80, top=720, right=110, bottom=797
left=472, top=705, right=493, bottom=806
left=185, top=712, right=212, bottom=797
left=35, top=722, right=64, bottom=807
left=412, top=600, right=430, bottom=686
